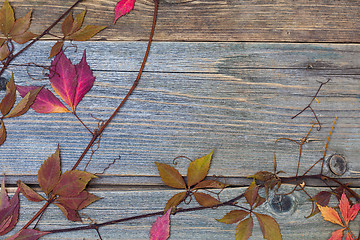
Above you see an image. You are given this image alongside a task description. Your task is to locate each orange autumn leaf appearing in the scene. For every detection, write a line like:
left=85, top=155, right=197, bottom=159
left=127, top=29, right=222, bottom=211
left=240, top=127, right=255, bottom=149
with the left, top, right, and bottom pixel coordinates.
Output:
left=317, top=204, right=344, bottom=227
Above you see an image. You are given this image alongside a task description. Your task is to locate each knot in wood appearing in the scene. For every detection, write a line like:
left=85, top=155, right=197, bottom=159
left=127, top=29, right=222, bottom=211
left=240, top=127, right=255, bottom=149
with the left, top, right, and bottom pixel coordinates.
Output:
left=328, top=154, right=347, bottom=176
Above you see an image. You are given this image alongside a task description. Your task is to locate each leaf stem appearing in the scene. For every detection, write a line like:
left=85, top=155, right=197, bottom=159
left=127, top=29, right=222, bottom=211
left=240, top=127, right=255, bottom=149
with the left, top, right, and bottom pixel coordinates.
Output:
left=73, top=111, right=93, bottom=135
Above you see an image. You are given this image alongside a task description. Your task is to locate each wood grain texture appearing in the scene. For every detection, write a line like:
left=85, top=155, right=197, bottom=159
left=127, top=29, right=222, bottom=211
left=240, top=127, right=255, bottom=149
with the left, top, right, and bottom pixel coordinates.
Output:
left=5, top=186, right=356, bottom=239
left=6, top=0, right=360, bottom=42
left=0, top=42, right=359, bottom=184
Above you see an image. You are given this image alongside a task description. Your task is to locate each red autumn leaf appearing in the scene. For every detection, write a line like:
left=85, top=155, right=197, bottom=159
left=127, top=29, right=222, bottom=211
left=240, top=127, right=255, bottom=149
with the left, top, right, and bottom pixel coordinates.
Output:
left=16, top=85, right=70, bottom=114
left=339, top=192, right=360, bottom=225
left=49, top=50, right=77, bottom=109
left=244, top=179, right=259, bottom=207
left=345, top=231, right=354, bottom=240
left=155, top=162, right=186, bottom=189
left=0, top=73, right=16, bottom=116
left=56, top=190, right=100, bottom=210
left=17, top=181, right=45, bottom=202
left=114, top=0, right=135, bottom=23
left=0, top=177, right=19, bottom=236
left=187, top=150, right=213, bottom=187
left=52, top=170, right=97, bottom=197
left=235, top=216, right=253, bottom=240
left=317, top=203, right=344, bottom=227
left=73, top=50, right=95, bottom=110
left=164, top=191, right=186, bottom=212
left=37, top=146, right=62, bottom=196
left=5, top=229, right=50, bottom=240
left=49, top=50, right=95, bottom=111
left=54, top=203, right=81, bottom=222
left=328, top=228, right=344, bottom=240
left=216, top=210, right=249, bottom=224
left=193, top=192, right=221, bottom=207
left=150, top=208, right=171, bottom=240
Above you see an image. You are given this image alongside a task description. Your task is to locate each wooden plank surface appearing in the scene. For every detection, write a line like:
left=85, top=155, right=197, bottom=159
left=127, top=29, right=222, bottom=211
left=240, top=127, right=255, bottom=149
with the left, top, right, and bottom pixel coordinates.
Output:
left=6, top=0, right=360, bottom=42
left=1, top=42, right=359, bottom=184
left=6, top=186, right=357, bottom=239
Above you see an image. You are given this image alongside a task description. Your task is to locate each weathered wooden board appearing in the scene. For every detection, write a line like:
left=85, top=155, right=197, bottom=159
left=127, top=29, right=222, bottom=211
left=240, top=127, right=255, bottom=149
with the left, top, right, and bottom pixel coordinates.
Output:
left=0, top=42, right=359, bottom=186
left=7, top=0, right=360, bottom=42
left=6, top=186, right=358, bottom=239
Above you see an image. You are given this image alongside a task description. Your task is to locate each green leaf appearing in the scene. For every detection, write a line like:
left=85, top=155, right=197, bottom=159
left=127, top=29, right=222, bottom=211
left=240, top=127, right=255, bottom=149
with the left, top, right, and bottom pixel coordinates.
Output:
left=235, top=216, right=253, bottom=240
left=193, top=192, right=221, bottom=207
left=254, top=212, right=282, bottom=240
left=68, top=25, right=106, bottom=41
left=216, top=210, right=249, bottom=224
left=0, top=73, right=16, bottom=116
left=5, top=86, right=42, bottom=118
left=187, top=150, right=213, bottom=187
left=155, top=162, right=186, bottom=189
left=37, top=145, right=61, bottom=196
left=164, top=191, right=186, bottom=212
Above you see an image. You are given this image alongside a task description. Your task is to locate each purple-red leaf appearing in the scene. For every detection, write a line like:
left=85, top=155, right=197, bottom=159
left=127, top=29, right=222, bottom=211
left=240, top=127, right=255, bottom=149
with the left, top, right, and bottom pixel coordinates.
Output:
left=187, top=150, right=213, bottom=187
left=37, top=145, right=61, bottom=196
left=307, top=191, right=332, bottom=218
left=150, top=208, right=171, bottom=240
left=73, top=50, right=95, bottom=110
left=49, top=50, right=77, bottom=110
left=17, top=181, right=45, bottom=202
left=54, top=203, right=81, bottom=222
left=155, top=162, right=186, bottom=189
left=0, top=184, right=19, bottom=236
left=164, top=191, right=186, bottom=212
left=56, top=190, right=100, bottom=210
left=52, top=170, right=97, bottom=197
left=0, top=73, right=16, bottom=116
left=114, top=0, right=135, bottom=23
left=5, top=229, right=50, bottom=240
left=16, top=85, right=70, bottom=114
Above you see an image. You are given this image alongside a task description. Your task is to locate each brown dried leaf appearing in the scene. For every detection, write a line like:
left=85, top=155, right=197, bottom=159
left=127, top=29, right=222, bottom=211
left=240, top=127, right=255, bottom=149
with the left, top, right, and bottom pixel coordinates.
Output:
left=216, top=210, right=249, bottom=224
left=71, top=10, right=86, bottom=34
left=244, top=179, right=259, bottom=207
left=164, top=191, right=186, bottom=212
left=62, top=11, right=73, bottom=36
left=5, top=86, right=42, bottom=118
left=52, top=170, right=97, bottom=197
left=68, top=25, right=106, bottom=41
left=17, top=181, right=45, bottom=202
left=49, top=41, right=64, bottom=59
left=306, top=191, right=332, bottom=218
left=253, top=195, right=266, bottom=209
left=11, top=31, right=37, bottom=44
left=155, top=162, right=186, bottom=189
left=194, top=192, right=221, bottom=207
left=0, top=121, right=6, bottom=146
left=56, top=190, right=100, bottom=210
left=37, top=145, right=61, bottom=196
left=187, top=150, right=213, bottom=187
left=254, top=212, right=282, bottom=240
left=0, top=73, right=16, bottom=116
left=193, top=179, right=227, bottom=190
left=0, top=43, right=9, bottom=61
left=10, top=10, right=32, bottom=36
left=235, top=216, right=253, bottom=240
left=54, top=203, right=81, bottom=222
left=0, top=0, right=14, bottom=36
